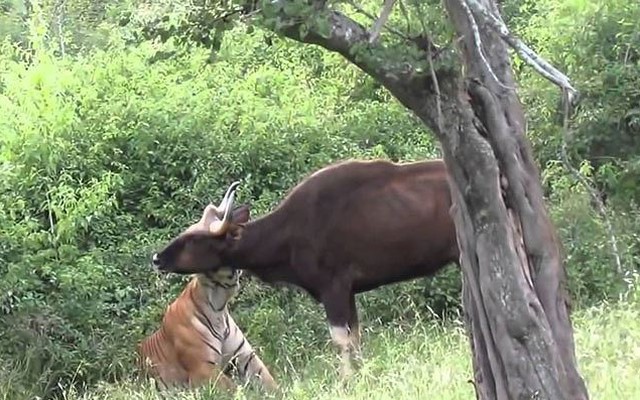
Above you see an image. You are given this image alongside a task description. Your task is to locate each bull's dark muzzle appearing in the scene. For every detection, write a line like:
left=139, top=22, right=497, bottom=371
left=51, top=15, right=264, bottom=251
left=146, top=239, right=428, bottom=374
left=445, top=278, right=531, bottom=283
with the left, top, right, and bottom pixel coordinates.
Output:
left=151, top=253, right=170, bottom=273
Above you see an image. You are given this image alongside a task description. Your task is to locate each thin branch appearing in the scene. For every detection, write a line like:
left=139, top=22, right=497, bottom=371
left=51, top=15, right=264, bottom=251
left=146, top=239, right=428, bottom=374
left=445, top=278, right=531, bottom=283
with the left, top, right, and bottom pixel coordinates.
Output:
left=464, top=0, right=578, bottom=105
left=45, top=191, right=60, bottom=262
left=54, top=0, right=66, bottom=57
left=559, top=88, right=623, bottom=275
left=276, top=9, right=412, bottom=85
left=397, top=0, right=411, bottom=34
left=238, top=5, right=263, bottom=23
left=369, top=0, right=397, bottom=43
left=346, top=0, right=407, bottom=40
left=427, top=41, right=443, bottom=135
left=409, top=0, right=427, bottom=34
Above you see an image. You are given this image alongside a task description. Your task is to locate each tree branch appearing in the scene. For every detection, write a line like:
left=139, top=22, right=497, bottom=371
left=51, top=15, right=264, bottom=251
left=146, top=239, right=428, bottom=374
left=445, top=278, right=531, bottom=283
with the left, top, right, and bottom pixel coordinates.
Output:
left=368, top=0, right=396, bottom=43
left=274, top=6, right=464, bottom=137
left=275, top=9, right=421, bottom=89
left=464, top=0, right=578, bottom=106
left=346, top=0, right=408, bottom=40
left=427, top=42, right=444, bottom=134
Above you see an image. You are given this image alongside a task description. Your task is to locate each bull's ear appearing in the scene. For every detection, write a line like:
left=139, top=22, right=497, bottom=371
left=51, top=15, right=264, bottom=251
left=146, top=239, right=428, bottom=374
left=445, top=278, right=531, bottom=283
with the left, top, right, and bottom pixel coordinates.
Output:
left=228, top=223, right=245, bottom=241
left=231, top=204, right=250, bottom=224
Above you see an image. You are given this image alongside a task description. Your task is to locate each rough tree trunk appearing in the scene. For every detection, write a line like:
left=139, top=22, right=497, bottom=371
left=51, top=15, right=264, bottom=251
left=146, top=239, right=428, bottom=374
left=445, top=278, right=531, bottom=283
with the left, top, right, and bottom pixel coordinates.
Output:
left=439, top=1, right=589, bottom=398
left=260, top=0, right=590, bottom=397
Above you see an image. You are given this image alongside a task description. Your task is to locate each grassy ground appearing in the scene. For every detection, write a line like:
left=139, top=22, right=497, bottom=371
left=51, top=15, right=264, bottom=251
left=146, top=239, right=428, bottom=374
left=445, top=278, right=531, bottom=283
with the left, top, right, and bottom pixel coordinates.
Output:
left=3, top=287, right=638, bottom=400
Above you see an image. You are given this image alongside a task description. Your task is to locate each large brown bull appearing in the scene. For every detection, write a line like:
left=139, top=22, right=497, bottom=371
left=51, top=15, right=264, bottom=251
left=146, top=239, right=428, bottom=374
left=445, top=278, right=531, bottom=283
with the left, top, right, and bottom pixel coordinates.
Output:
left=150, top=159, right=459, bottom=376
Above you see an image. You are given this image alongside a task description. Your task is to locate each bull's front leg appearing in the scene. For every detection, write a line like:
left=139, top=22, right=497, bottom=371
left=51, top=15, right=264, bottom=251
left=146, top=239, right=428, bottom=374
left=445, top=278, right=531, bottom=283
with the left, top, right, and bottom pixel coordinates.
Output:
left=329, top=324, right=356, bottom=378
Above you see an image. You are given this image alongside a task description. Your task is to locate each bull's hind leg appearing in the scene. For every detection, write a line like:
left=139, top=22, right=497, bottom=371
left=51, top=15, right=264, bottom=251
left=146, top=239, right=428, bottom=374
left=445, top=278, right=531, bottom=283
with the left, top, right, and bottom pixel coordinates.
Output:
left=347, top=294, right=363, bottom=368
left=322, top=286, right=359, bottom=379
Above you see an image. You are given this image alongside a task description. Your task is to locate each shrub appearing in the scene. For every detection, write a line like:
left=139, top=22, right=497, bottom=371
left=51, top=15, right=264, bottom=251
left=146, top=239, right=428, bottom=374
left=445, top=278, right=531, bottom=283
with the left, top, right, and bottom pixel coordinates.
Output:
left=0, top=27, right=440, bottom=397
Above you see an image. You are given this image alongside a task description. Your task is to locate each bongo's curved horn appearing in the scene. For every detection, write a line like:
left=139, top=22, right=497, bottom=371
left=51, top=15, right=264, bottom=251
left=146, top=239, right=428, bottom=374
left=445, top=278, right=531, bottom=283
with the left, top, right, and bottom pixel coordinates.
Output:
left=210, top=184, right=239, bottom=235
left=215, top=181, right=241, bottom=214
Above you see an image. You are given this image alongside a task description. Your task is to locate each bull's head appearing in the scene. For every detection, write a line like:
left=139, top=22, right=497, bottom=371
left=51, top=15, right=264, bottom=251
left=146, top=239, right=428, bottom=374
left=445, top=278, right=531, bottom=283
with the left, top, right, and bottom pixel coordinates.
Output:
left=151, top=181, right=250, bottom=274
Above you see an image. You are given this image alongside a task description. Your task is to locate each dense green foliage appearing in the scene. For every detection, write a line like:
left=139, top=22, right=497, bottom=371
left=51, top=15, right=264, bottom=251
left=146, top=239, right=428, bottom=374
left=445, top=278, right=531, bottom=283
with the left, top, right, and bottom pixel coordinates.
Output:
left=0, top=0, right=638, bottom=398
left=514, top=0, right=640, bottom=208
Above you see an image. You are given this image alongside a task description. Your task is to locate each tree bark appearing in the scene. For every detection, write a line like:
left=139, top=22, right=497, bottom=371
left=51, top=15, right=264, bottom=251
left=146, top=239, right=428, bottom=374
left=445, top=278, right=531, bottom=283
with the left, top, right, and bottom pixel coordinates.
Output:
left=441, top=1, right=589, bottom=398
left=251, top=0, right=590, bottom=398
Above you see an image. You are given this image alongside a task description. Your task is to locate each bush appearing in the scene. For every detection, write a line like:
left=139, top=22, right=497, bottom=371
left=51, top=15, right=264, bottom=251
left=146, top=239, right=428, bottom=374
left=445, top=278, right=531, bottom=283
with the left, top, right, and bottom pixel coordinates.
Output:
left=515, top=0, right=640, bottom=206
left=542, top=160, right=640, bottom=304
left=0, top=26, right=442, bottom=397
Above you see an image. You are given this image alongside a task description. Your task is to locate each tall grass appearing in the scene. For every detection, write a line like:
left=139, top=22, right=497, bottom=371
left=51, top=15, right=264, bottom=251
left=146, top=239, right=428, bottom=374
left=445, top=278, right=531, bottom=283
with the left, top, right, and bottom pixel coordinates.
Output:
left=2, top=285, right=639, bottom=400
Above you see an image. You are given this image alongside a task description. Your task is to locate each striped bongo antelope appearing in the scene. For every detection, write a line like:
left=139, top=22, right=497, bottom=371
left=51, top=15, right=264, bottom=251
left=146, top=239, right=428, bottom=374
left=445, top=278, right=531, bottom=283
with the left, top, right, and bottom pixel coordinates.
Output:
left=137, top=267, right=277, bottom=392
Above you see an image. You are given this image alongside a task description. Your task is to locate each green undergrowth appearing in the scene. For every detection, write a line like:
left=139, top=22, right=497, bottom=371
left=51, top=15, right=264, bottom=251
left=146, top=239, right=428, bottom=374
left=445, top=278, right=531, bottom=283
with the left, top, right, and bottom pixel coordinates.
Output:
left=2, top=285, right=639, bottom=400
